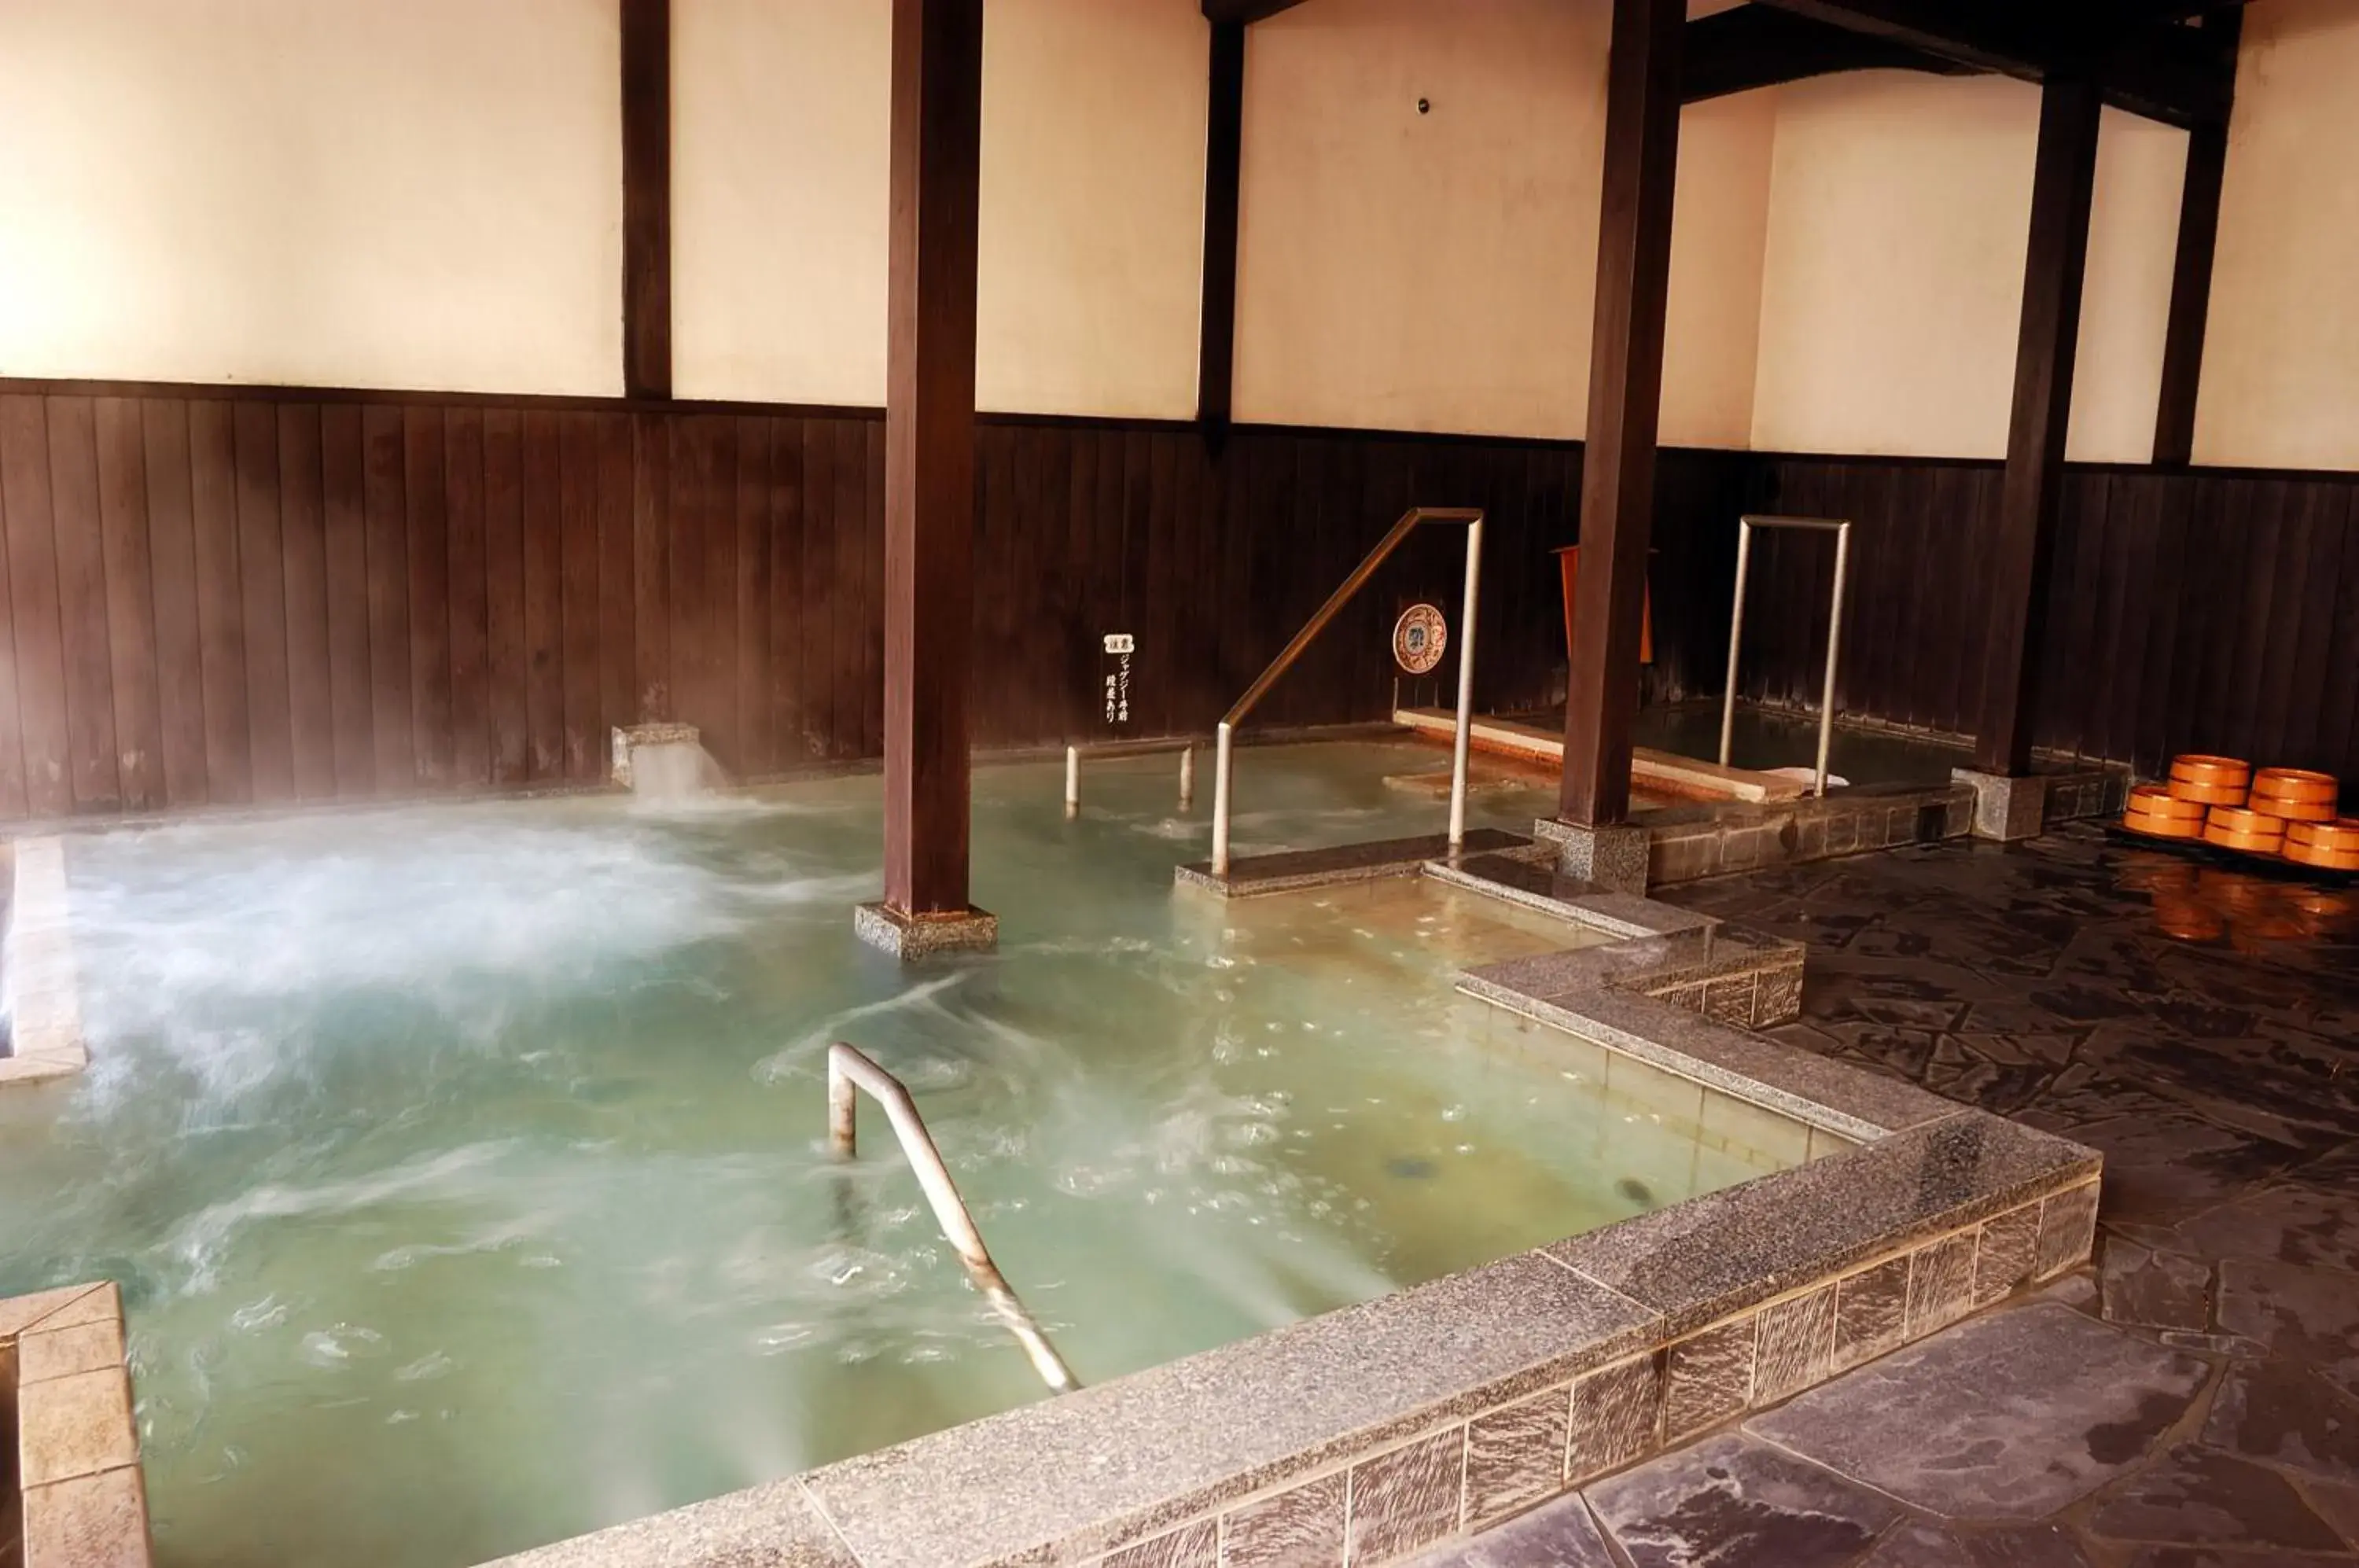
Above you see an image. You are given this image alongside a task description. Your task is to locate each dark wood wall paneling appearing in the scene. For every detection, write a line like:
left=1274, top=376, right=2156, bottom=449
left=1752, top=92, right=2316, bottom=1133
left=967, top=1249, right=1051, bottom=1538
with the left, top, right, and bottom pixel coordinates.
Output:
left=0, top=389, right=1662, bottom=823
left=1702, top=456, right=2359, bottom=796
left=6, top=384, right=2357, bottom=824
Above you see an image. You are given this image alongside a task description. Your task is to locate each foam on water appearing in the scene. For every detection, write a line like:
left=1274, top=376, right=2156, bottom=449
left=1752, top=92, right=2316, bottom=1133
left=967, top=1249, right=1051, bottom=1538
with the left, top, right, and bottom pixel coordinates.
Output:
left=0, top=742, right=1788, bottom=1568
left=69, top=812, right=738, bottom=1017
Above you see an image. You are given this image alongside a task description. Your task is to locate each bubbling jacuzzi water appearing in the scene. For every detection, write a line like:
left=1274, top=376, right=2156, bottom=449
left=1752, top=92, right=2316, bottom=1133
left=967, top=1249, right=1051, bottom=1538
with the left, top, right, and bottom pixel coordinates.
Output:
left=0, top=743, right=1785, bottom=1567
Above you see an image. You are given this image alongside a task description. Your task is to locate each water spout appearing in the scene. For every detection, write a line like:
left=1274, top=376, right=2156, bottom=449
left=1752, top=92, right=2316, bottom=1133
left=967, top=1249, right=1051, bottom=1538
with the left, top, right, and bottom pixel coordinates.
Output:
left=612, top=724, right=724, bottom=801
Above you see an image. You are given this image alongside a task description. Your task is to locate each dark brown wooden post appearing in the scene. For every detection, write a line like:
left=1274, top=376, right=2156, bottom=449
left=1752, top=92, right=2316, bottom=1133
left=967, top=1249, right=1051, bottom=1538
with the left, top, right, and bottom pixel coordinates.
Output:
left=2153, top=13, right=2239, bottom=467
left=881, top=0, right=984, bottom=920
left=1198, top=18, right=1246, bottom=429
left=1972, top=76, right=2102, bottom=776
left=620, top=0, right=672, bottom=400
left=1559, top=0, right=1684, bottom=827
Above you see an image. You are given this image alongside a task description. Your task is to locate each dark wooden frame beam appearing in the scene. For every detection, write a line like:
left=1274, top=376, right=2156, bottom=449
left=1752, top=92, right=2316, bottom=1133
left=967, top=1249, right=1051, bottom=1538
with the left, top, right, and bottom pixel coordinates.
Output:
left=1684, top=6, right=1974, bottom=104
left=1197, top=18, right=1246, bottom=428
left=2112, top=0, right=2253, bottom=21
left=620, top=0, right=672, bottom=400
left=1201, top=0, right=1305, bottom=24
left=1753, top=0, right=2232, bottom=127
left=1561, top=0, right=1684, bottom=828
left=1973, top=76, right=2103, bottom=777
left=882, top=0, right=984, bottom=917
left=2153, top=8, right=2241, bottom=466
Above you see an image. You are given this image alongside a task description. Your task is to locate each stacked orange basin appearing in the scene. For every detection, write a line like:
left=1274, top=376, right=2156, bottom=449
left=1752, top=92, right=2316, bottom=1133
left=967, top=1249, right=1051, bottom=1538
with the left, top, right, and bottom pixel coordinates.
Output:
left=2287, top=819, right=2359, bottom=871
left=2167, top=754, right=2250, bottom=805
left=2203, top=804, right=2286, bottom=855
left=2131, top=754, right=2353, bottom=870
left=2249, top=768, right=2339, bottom=823
left=2122, top=784, right=2206, bottom=840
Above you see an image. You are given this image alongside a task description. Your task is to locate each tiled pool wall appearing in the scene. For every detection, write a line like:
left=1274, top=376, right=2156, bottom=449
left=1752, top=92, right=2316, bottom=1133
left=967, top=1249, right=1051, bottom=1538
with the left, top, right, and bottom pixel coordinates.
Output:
left=0, top=1282, right=152, bottom=1568
left=1640, top=763, right=2128, bottom=887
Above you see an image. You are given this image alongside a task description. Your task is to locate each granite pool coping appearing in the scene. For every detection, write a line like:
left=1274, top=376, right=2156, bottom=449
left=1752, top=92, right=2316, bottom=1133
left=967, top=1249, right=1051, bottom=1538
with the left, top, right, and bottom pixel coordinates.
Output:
left=1172, top=828, right=1538, bottom=899
left=1, top=837, right=90, bottom=1087
left=3, top=1281, right=153, bottom=1568
left=484, top=836, right=2101, bottom=1568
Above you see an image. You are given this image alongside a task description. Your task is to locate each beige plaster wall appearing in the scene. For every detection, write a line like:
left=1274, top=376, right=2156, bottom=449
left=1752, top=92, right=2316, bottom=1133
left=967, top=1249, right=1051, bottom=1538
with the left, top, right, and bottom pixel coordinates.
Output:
left=1228, top=0, right=1773, bottom=448
left=1749, top=73, right=2187, bottom=463
left=673, top=0, right=1209, bottom=418
left=9, top=0, right=2356, bottom=470
left=2195, top=0, right=2359, bottom=470
left=0, top=0, right=624, bottom=396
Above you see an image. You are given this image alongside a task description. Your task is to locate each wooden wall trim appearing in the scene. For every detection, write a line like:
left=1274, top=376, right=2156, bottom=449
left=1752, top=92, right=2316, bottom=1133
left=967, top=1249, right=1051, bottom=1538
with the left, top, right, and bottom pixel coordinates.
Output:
left=1973, top=76, right=2102, bottom=777
left=882, top=0, right=987, bottom=917
left=1561, top=0, right=1686, bottom=828
left=620, top=0, right=674, bottom=401
left=2153, top=12, right=2239, bottom=469
left=1683, top=5, right=1974, bottom=103
left=1196, top=18, right=1246, bottom=430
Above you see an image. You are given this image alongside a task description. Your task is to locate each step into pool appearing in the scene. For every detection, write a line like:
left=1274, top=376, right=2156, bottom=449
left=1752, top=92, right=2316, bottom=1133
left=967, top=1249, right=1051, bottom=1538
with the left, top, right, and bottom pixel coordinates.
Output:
left=0, top=742, right=1798, bottom=1568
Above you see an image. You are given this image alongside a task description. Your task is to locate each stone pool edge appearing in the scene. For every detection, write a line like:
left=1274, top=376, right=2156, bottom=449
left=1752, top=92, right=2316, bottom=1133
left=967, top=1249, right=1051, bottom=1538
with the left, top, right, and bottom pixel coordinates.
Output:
left=480, top=841, right=2101, bottom=1568
left=2, top=1280, right=154, bottom=1568
left=1, top=837, right=90, bottom=1088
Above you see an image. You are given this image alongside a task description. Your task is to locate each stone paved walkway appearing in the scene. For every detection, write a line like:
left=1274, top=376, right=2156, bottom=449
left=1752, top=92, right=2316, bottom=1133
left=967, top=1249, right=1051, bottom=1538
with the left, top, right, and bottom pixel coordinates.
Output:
left=1422, top=823, right=2359, bottom=1568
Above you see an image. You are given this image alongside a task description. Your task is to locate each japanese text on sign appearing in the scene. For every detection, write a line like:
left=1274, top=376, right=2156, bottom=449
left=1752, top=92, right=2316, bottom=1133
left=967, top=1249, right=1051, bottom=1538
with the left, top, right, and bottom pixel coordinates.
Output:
left=1102, top=634, right=1134, bottom=726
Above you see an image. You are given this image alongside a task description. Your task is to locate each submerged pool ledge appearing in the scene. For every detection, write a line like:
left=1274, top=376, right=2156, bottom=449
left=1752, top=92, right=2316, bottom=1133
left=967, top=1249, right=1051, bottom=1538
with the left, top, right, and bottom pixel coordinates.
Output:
left=484, top=848, right=2101, bottom=1568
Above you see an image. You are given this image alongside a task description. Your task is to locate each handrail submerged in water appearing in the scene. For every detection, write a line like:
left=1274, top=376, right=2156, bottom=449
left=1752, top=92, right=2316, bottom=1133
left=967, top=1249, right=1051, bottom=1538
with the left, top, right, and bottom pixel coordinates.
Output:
left=826, top=1042, right=1080, bottom=1394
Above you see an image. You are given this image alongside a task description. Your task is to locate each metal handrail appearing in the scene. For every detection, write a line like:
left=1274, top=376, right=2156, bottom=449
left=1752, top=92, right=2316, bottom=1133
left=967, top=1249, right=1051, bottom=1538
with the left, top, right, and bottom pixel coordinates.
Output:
left=1210, top=506, right=1485, bottom=875
left=1065, top=740, right=1194, bottom=817
left=826, top=1043, right=1080, bottom=1394
left=1718, top=514, right=1854, bottom=798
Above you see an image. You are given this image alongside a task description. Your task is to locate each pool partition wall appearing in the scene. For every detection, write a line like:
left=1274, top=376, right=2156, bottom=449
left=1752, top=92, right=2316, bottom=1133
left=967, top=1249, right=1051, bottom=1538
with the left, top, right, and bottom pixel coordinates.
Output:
left=1383, top=702, right=2131, bottom=887
left=472, top=832, right=2099, bottom=1568
left=0, top=839, right=90, bottom=1088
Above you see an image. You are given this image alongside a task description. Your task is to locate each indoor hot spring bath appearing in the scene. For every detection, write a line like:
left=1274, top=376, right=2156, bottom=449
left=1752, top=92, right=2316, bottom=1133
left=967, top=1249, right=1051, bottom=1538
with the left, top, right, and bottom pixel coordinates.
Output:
left=0, top=743, right=1793, bottom=1568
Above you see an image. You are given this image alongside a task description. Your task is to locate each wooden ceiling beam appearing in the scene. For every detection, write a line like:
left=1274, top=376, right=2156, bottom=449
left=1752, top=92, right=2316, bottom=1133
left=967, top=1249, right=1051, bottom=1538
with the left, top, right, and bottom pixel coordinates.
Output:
left=1752, top=0, right=2234, bottom=127
left=1683, top=6, right=1978, bottom=104
left=2110, top=0, right=2252, bottom=22
left=1200, top=0, right=1308, bottom=24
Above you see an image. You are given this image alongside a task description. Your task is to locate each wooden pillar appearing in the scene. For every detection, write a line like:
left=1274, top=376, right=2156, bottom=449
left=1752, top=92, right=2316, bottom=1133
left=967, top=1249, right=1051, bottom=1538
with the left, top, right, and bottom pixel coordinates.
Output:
left=1198, top=19, right=1247, bottom=429
left=620, top=0, right=672, bottom=400
left=2153, top=14, right=2238, bottom=468
left=1972, top=77, right=2102, bottom=777
left=1559, top=0, right=1684, bottom=828
left=882, top=0, right=984, bottom=917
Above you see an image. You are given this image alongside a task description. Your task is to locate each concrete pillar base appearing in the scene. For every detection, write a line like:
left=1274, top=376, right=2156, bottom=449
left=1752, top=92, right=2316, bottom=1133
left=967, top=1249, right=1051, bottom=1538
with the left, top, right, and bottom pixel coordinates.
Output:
left=1952, top=769, right=2049, bottom=842
left=1533, top=819, right=1651, bottom=893
left=853, top=901, right=999, bottom=961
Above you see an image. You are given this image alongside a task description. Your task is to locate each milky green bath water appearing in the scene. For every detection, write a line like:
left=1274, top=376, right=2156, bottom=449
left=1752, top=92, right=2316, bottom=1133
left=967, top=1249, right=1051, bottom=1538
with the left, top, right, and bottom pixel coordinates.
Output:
left=0, top=743, right=1785, bottom=1567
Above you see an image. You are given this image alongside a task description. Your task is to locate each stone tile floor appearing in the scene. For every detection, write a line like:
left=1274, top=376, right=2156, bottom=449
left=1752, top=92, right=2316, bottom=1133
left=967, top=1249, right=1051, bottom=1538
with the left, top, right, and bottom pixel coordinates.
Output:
left=1421, top=823, right=2359, bottom=1567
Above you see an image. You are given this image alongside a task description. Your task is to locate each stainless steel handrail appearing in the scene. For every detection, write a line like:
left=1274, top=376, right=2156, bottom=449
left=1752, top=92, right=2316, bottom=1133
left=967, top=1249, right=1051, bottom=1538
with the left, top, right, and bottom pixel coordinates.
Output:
left=1064, top=741, right=1195, bottom=818
left=1210, top=506, right=1485, bottom=875
left=826, top=1043, right=1080, bottom=1394
left=1718, top=514, right=1854, bottom=798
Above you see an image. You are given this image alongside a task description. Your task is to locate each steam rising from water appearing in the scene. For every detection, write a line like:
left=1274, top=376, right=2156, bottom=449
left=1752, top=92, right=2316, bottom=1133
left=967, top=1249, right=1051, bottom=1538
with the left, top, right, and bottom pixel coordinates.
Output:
left=74, top=816, right=731, bottom=1008
left=0, top=747, right=1752, bottom=1568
